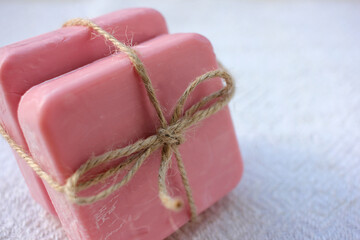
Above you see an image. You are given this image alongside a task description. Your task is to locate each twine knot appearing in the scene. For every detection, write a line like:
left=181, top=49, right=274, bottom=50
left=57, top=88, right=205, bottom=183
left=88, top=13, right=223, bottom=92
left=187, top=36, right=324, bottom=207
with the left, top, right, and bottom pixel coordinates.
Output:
left=157, top=127, right=185, bottom=146
left=0, top=18, right=235, bottom=223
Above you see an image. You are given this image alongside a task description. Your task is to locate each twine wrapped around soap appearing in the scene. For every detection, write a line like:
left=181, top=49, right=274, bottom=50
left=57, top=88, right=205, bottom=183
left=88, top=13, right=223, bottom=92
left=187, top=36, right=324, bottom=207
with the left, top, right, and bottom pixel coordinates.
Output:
left=0, top=18, right=235, bottom=221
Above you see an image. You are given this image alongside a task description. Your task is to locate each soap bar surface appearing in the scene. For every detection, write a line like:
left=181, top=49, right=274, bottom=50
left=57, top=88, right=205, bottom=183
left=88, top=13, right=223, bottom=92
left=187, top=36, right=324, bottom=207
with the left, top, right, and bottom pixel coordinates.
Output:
left=0, top=8, right=167, bottom=214
left=19, top=33, right=242, bottom=240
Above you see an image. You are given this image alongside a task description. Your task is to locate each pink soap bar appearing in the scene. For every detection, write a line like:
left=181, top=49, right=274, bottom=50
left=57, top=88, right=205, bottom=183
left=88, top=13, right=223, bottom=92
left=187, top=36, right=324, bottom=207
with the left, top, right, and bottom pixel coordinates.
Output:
left=19, top=33, right=242, bottom=240
left=0, top=8, right=167, bottom=214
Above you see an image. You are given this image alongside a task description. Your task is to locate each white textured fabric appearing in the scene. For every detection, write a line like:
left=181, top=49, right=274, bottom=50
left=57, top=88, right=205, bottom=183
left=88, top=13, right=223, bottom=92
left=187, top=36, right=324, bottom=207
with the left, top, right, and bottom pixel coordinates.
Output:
left=0, top=1, right=359, bottom=239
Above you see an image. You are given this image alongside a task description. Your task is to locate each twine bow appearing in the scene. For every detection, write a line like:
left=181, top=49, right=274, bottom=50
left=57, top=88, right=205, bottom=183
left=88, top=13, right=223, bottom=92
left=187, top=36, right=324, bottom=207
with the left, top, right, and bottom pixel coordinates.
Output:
left=0, top=19, right=234, bottom=221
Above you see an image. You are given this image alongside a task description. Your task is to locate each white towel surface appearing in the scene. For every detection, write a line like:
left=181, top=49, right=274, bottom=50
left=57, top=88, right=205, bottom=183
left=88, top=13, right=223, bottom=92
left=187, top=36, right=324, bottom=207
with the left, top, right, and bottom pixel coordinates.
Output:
left=0, top=1, right=359, bottom=239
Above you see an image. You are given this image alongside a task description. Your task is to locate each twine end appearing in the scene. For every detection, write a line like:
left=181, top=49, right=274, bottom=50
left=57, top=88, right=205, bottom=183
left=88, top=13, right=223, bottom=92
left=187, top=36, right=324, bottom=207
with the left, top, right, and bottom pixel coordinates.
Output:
left=160, top=194, right=184, bottom=212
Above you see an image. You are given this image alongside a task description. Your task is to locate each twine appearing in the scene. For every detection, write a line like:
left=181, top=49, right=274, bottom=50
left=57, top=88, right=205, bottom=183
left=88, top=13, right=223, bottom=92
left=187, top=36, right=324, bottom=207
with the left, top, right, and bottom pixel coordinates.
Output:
left=0, top=19, right=235, bottom=221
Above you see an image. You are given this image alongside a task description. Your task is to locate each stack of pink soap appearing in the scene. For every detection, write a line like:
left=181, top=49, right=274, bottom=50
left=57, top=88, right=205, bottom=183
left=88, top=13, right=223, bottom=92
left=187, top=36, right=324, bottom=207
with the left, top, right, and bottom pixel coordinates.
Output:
left=1, top=8, right=243, bottom=240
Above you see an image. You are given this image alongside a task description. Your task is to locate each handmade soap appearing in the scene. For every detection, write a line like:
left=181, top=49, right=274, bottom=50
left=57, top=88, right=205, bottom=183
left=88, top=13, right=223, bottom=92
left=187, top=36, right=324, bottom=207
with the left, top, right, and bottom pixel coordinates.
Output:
left=19, top=33, right=242, bottom=240
left=0, top=8, right=167, bottom=214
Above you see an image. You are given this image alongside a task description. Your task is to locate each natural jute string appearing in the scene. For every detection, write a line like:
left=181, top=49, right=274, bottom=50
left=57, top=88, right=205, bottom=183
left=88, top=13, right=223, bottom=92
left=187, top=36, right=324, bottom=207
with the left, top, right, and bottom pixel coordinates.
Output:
left=0, top=18, right=235, bottom=221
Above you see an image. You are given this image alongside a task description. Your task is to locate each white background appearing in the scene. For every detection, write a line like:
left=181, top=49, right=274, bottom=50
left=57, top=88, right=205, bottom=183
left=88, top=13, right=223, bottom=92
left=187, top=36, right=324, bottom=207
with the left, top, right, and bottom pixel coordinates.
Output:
left=0, top=0, right=359, bottom=239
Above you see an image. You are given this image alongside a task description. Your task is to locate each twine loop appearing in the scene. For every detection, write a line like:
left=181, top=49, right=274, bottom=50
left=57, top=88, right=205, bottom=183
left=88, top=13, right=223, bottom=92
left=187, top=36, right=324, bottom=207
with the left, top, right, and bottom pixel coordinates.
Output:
left=157, top=127, right=185, bottom=146
left=0, top=18, right=235, bottom=222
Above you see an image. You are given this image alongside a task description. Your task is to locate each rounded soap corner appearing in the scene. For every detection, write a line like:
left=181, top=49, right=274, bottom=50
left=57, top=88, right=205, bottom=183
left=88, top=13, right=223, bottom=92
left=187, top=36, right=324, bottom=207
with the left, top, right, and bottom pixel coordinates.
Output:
left=141, top=7, right=165, bottom=19
left=18, top=85, right=53, bottom=132
left=187, top=33, right=214, bottom=51
left=143, top=7, right=169, bottom=33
